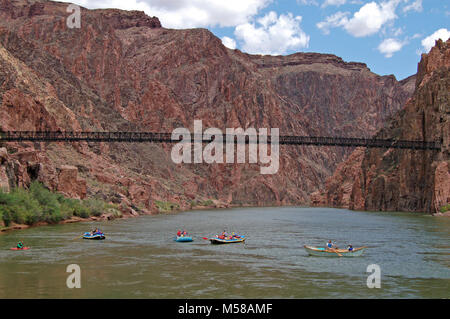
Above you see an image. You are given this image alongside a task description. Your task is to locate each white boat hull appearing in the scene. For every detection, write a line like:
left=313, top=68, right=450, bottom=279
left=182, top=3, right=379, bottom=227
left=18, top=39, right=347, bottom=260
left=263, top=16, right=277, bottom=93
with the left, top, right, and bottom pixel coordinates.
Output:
left=304, top=245, right=366, bottom=257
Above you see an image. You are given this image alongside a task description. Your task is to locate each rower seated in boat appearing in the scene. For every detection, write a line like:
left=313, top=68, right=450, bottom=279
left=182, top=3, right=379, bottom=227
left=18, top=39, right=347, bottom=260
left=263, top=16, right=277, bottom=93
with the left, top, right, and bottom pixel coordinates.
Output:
left=17, top=241, right=24, bottom=249
left=347, top=244, right=353, bottom=251
left=326, top=240, right=338, bottom=250
left=177, top=230, right=188, bottom=237
left=90, top=228, right=102, bottom=235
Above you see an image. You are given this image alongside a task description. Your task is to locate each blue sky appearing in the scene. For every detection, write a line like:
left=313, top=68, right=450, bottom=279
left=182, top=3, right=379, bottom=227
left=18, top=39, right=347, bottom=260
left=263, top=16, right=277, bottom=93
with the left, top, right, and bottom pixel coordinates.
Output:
left=59, top=0, right=449, bottom=80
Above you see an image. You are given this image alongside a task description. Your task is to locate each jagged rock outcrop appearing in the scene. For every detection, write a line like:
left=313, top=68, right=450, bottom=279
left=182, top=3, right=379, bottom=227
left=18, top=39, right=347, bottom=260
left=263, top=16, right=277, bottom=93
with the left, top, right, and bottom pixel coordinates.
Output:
left=0, top=0, right=416, bottom=213
left=314, top=39, right=449, bottom=214
left=310, top=148, right=365, bottom=208
left=57, top=165, right=87, bottom=199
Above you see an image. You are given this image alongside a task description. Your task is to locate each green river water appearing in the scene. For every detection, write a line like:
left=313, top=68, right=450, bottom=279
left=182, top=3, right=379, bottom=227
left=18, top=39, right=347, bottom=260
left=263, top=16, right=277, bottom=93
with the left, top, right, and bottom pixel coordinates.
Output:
left=0, top=207, right=449, bottom=298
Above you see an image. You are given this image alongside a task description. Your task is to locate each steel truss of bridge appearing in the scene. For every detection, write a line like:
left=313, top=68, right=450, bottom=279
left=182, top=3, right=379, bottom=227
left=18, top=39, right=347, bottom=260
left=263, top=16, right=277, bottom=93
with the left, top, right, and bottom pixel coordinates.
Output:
left=0, top=131, right=441, bottom=151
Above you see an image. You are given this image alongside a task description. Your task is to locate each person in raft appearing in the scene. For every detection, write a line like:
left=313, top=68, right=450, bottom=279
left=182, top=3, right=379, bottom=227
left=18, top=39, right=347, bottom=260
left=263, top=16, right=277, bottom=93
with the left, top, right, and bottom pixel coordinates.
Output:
left=347, top=244, right=353, bottom=252
left=177, top=230, right=182, bottom=237
left=17, top=241, right=24, bottom=249
left=91, top=228, right=101, bottom=235
left=326, top=240, right=338, bottom=250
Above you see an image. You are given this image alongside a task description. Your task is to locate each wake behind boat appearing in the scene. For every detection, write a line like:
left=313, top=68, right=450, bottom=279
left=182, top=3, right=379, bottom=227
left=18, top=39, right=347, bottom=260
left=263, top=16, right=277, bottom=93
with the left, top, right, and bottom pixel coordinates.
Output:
left=304, top=245, right=366, bottom=257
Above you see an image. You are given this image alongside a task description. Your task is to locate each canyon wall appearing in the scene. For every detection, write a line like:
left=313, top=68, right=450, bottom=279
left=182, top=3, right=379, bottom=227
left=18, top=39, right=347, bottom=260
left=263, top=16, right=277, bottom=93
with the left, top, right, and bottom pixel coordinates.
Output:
left=313, top=39, right=449, bottom=214
left=0, top=0, right=416, bottom=214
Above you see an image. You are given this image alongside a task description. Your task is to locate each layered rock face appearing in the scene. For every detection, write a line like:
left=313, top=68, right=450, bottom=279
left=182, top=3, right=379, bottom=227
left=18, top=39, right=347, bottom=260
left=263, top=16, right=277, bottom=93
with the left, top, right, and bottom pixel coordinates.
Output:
left=314, top=39, right=449, bottom=214
left=0, top=0, right=415, bottom=213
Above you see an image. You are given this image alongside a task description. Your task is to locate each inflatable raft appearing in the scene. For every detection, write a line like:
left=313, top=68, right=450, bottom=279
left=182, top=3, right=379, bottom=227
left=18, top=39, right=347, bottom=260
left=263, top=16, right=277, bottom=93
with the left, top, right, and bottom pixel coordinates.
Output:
left=304, top=245, right=366, bottom=257
left=210, top=236, right=245, bottom=245
left=175, top=236, right=193, bottom=242
left=83, top=232, right=105, bottom=240
left=10, top=247, right=30, bottom=251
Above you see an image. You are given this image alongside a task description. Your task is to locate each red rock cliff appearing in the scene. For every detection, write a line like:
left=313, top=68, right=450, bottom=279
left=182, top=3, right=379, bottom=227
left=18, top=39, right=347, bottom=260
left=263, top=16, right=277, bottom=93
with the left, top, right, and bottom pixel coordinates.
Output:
left=0, top=0, right=415, bottom=214
left=314, top=39, right=449, bottom=214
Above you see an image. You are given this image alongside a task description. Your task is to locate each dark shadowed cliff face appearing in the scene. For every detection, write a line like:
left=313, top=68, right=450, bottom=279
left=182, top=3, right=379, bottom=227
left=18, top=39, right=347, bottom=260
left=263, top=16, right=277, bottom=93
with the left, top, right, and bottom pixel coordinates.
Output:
left=313, top=39, right=449, bottom=214
left=0, top=0, right=415, bottom=214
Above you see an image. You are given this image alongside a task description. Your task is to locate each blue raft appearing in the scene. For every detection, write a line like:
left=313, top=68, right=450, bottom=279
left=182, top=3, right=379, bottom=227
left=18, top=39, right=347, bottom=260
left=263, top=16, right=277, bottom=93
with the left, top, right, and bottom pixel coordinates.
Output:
left=174, top=236, right=193, bottom=242
left=83, top=232, right=105, bottom=240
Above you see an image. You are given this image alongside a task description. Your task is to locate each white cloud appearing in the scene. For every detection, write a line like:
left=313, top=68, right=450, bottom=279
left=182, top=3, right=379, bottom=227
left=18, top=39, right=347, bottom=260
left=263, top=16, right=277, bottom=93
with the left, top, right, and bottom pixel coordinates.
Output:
left=344, top=1, right=400, bottom=37
left=403, top=0, right=422, bottom=13
left=316, top=11, right=349, bottom=34
left=234, top=11, right=310, bottom=55
left=55, top=0, right=272, bottom=29
left=296, top=0, right=319, bottom=5
left=317, top=0, right=401, bottom=37
left=221, top=36, right=237, bottom=49
left=392, top=27, right=403, bottom=36
left=322, top=0, right=347, bottom=8
left=421, top=28, right=450, bottom=53
left=377, top=38, right=405, bottom=57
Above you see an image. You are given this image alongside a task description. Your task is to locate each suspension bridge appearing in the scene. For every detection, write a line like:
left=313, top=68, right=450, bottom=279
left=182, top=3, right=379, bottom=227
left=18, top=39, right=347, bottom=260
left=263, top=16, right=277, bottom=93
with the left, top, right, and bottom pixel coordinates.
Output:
left=0, top=131, right=441, bottom=150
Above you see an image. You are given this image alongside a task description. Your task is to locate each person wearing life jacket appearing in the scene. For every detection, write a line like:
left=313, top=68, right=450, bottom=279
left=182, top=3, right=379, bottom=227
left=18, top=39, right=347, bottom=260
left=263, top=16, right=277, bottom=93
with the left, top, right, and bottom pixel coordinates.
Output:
left=17, top=241, right=24, bottom=249
left=347, top=244, right=353, bottom=252
left=326, top=240, right=338, bottom=250
left=326, top=240, right=333, bottom=249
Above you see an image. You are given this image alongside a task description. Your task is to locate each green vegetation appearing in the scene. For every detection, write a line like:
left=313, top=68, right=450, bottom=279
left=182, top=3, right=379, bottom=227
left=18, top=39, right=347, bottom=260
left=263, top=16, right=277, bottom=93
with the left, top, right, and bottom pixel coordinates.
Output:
left=439, top=204, right=450, bottom=213
left=190, top=199, right=214, bottom=208
left=155, top=200, right=180, bottom=213
left=0, top=181, right=121, bottom=227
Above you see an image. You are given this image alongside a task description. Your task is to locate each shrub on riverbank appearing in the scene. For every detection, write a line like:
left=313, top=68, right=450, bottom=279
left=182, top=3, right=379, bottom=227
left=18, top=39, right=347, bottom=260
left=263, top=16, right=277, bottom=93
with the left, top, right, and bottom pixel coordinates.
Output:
left=0, top=181, right=120, bottom=227
left=155, top=200, right=180, bottom=213
left=440, top=204, right=450, bottom=213
left=189, top=199, right=214, bottom=208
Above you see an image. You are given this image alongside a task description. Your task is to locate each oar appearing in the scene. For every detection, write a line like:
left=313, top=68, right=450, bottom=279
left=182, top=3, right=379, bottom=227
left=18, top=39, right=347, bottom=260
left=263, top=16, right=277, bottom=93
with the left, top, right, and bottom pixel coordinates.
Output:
left=331, top=248, right=343, bottom=257
left=326, top=247, right=342, bottom=257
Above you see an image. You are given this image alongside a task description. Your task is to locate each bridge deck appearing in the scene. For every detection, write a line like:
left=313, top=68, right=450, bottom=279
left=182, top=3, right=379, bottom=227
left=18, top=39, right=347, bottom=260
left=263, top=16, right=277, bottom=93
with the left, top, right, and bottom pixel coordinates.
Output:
left=0, top=131, right=441, bottom=150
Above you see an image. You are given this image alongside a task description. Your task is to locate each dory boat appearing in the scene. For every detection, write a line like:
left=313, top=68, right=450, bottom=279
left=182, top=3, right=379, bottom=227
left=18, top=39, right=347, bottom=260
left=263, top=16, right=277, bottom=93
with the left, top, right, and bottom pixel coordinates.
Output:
left=210, top=236, right=245, bottom=245
left=83, top=232, right=105, bottom=240
left=304, top=245, right=366, bottom=257
left=174, top=236, right=193, bottom=242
